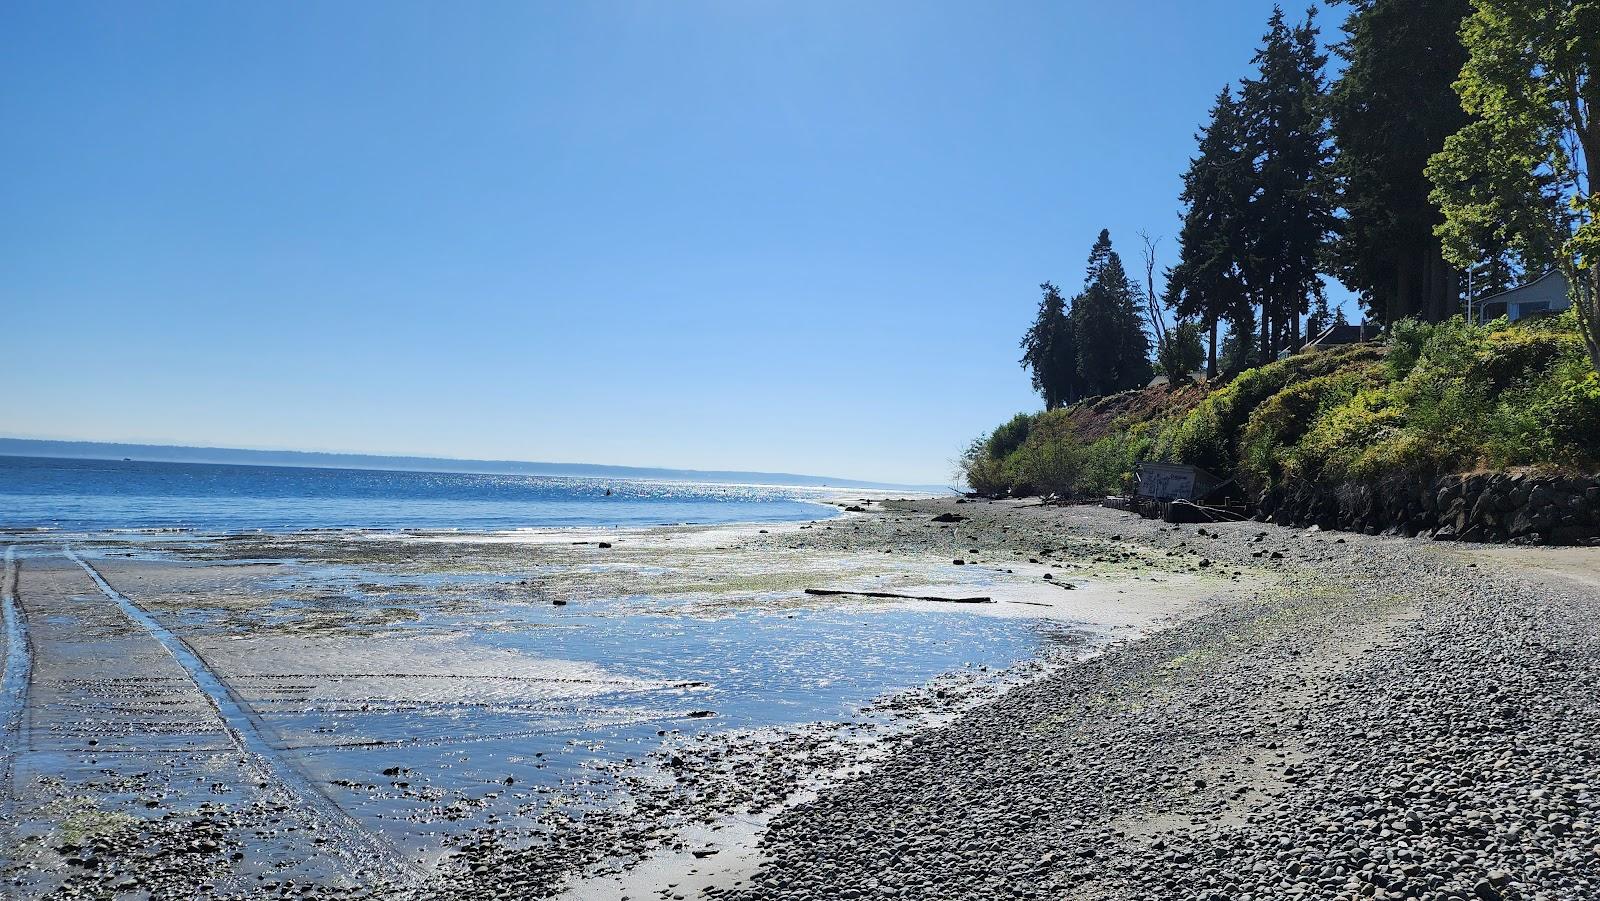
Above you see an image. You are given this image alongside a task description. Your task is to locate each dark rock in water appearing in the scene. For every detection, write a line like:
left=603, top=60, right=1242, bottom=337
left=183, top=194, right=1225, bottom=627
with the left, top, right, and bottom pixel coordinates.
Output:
left=551, top=599, right=568, bottom=606
left=685, top=710, right=716, bottom=718
left=844, top=505, right=867, bottom=512
left=952, top=559, right=965, bottom=565
left=597, top=541, right=612, bottom=548
left=931, top=513, right=966, bottom=523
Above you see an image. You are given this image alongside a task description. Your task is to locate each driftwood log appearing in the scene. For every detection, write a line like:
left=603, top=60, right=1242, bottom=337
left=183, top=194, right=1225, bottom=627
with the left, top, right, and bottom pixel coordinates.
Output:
left=804, top=588, right=993, bottom=604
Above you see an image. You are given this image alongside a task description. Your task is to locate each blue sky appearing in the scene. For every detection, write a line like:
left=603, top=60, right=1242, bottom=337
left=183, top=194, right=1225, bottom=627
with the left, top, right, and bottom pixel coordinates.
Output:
left=2, top=1, right=1352, bottom=485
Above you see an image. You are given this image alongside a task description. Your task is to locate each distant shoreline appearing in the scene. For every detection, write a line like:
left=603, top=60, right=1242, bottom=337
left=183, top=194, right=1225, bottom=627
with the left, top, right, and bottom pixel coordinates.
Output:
left=0, top=438, right=938, bottom=491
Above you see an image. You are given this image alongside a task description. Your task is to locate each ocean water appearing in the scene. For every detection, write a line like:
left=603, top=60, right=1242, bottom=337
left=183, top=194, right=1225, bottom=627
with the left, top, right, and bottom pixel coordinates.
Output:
left=0, top=455, right=842, bottom=532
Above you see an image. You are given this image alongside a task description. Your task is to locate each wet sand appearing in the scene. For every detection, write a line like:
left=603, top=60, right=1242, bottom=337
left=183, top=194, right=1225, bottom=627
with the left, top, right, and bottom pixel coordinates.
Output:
left=0, top=498, right=1229, bottom=899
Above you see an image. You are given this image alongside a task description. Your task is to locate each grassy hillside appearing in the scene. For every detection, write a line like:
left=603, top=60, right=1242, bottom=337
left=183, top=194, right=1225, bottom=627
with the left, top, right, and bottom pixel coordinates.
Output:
left=962, top=311, right=1600, bottom=501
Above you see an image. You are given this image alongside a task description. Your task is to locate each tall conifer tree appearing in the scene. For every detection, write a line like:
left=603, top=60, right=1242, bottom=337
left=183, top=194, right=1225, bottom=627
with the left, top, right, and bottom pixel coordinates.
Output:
left=1238, top=6, right=1337, bottom=355
left=1071, top=230, right=1152, bottom=397
left=1019, top=282, right=1078, bottom=409
left=1327, top=0, right=1474, bottom=324
left=1168, top=86, right=1254, bottom=376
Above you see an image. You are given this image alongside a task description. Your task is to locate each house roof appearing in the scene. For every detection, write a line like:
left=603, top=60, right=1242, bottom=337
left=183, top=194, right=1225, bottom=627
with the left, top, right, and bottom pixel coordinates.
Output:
left=1302, top=321, right=1375, bottom=350
left=1477, top=268, right=1566, bottom=305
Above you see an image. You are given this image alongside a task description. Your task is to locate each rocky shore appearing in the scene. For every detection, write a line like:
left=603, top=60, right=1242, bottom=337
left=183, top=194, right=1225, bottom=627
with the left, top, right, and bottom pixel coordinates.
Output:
left=718, top=499, right=1600, bottom=901
left=1259, top=470, right=1600, bottom=546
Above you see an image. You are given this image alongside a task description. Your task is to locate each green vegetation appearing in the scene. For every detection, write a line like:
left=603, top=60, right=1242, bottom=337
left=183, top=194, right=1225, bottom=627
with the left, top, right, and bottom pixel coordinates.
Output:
left=1165, top=8, right=1336, bottom=376
left=1329, top=0, right=1481, bottom=323
left=1426, top=0, right=1600, bottom=370
left=964, top=312, right=1599, bottom=499
left=989, top=2, right=1598, bottom=502
left=1020, top=231, right=1151, bottom=408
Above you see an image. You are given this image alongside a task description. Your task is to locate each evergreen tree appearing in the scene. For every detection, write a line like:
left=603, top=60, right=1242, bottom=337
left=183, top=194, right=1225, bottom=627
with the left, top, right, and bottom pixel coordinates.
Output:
left=1168, top=86, right=1254, bottom=377
left=1218, top=321, right=1252, bottom=375
left=1019, top=282, right=1078, bottom=409
left=1071, top=230, right=1152, bottom=397
left=1327, top=0, right=1474, bottom=324
left=1238, top=6, right=1337, bottom=356
left=1170, top=8, right=1335, bottom=373
left=1305, top=294, right=1334, bottom=338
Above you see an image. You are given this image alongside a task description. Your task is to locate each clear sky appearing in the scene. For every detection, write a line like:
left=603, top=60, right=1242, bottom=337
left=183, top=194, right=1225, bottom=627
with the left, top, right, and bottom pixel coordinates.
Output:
left=2, top=1, right=1352, bottom=486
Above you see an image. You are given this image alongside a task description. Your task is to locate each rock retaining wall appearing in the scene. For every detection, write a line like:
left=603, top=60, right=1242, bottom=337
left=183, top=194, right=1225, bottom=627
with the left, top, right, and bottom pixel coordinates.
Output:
left=1256, top=471, right=1600, bottom=545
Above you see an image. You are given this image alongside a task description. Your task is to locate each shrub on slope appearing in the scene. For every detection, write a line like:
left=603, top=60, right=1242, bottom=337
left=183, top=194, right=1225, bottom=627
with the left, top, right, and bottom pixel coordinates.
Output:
left=961, top=312, right=1598, bottom=500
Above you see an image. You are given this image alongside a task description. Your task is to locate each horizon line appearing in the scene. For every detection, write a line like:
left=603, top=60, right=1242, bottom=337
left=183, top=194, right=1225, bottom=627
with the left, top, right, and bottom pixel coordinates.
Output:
left=0, top=436, right=945, bottom=492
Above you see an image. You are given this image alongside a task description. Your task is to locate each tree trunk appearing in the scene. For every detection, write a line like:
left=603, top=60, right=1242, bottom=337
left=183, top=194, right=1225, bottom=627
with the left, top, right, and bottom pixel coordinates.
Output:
left=1419, top=243, right=1455, bottom=323
left=1393, top=253, right=1415, bottom=325
left=1587, top=266, right=1600, bottom=372
left=1438, top=251, right=1460, bottom=323
left=1259, top=308, right=1270, bottom=367
left=1575, top=124, right=1599, bottom=370
left=1427, top=249, right=1440, bottom=324
left=1207, top=321, right=1218, bottom=379
left=1568, top=260, right=1600, bottom=373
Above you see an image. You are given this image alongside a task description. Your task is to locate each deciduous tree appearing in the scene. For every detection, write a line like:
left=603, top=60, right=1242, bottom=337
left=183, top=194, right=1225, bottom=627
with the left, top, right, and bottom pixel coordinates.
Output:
left=1427, top=0, right=1599, bottom=370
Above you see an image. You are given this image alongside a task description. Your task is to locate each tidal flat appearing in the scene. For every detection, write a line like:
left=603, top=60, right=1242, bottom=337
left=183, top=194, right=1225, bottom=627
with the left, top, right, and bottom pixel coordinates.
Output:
left=0, top=498, right=1225, bottom=899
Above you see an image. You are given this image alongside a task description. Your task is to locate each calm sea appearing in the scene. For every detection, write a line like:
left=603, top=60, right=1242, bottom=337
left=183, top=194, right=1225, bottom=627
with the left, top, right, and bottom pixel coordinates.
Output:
left=0, top=456, right=842, bottom=532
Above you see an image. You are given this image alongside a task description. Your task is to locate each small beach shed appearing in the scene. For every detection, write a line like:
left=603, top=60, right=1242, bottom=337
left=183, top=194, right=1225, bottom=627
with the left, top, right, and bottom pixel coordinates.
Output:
left=1134, top=462, right=1223, bottom=503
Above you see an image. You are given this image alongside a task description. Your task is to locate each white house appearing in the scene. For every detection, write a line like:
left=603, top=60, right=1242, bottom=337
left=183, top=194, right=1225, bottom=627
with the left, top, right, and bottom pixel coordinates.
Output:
left=1476, top=269, right=1572, bottom=323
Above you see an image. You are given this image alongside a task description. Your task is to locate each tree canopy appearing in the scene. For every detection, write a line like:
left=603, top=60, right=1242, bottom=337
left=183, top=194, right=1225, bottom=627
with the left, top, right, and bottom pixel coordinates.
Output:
left=1166, top=7, right=1335, bottom=373
left=1167, top=86, right=1253, bottom=372
left=1327, top=0, right=1475, bottom=324
left=1019, top=232, right=1151, bottom=407
left=1238, top=6, right=1337, bottom=353
left=1427, top=0, right=1599, bottom=369
left=1016, top=0, right=1599, bottom=426
left=1019, top=282, right=1078, bottom=409
left=1072, top=230, right=1153, bottom=397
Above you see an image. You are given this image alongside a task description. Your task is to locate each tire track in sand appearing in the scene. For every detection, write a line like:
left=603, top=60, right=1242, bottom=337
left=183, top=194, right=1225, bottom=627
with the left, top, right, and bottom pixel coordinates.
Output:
left=64, top=546, right=428, bottom=888
left=1, top=546, right=33, bottom=801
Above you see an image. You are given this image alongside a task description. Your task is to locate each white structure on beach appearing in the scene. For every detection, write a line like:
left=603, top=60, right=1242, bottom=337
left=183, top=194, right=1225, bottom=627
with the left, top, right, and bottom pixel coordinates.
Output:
left=1134, top=462, right=1223, bottom=502
left=1476, top=269, right=1572, bottom=323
